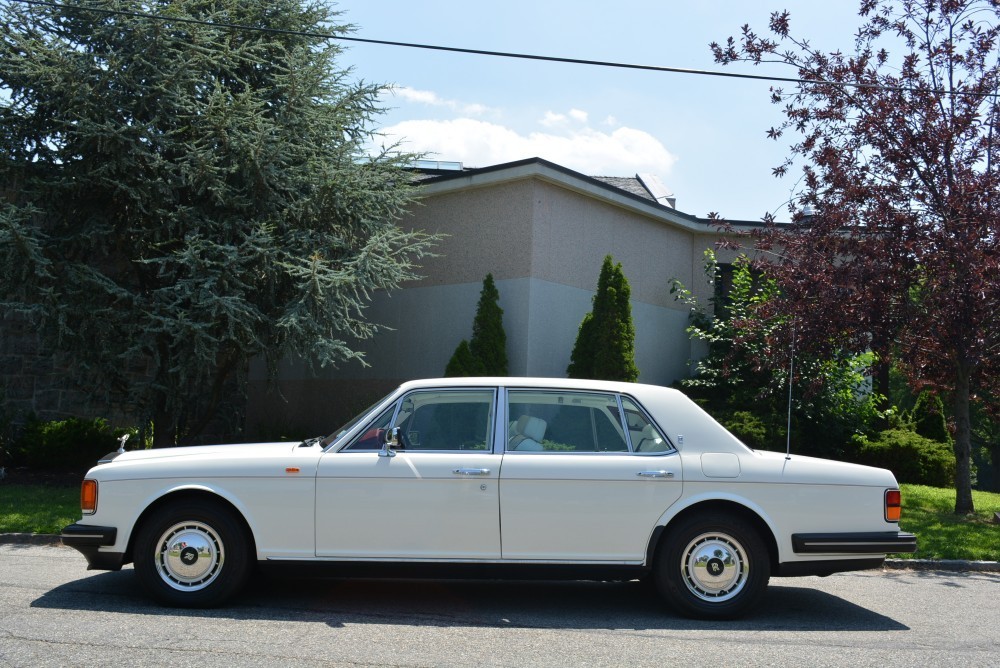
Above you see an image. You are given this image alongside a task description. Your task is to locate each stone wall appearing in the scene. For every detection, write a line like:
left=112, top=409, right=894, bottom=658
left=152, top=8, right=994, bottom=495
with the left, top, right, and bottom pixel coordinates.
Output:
left=0, top=314, right=244, bottom=444
left=0, top=314, right=102, bottom=424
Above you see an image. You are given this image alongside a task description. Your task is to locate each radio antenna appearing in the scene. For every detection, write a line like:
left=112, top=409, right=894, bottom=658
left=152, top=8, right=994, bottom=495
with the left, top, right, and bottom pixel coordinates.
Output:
left=786, top=325, right=795, bottom=460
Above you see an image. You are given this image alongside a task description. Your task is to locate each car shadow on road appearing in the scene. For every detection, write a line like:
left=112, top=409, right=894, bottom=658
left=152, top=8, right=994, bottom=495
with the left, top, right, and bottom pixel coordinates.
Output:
left=32, top=568, right=908, bottom=631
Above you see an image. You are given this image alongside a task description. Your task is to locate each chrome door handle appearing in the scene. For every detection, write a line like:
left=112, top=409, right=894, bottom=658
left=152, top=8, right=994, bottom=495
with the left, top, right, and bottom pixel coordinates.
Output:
left=637, top=470, right=674, bottom=478
left=453, top=468, right=491, bottom=476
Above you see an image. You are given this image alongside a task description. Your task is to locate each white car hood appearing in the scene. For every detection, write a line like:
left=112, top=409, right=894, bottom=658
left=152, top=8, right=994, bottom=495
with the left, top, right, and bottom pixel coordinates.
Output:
left=107, top=441, right=299, bottom=463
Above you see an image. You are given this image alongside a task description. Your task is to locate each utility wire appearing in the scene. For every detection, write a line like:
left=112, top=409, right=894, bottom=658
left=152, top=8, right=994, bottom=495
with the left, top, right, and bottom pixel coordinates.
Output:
left=11, top=0, right=1000, bottom=99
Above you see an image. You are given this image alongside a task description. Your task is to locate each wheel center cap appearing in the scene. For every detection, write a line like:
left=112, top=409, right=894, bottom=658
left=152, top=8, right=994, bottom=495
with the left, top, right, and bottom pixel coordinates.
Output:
left=707, top=557, right=726, bottom=576
left=180, top=546, right=199, bottom=565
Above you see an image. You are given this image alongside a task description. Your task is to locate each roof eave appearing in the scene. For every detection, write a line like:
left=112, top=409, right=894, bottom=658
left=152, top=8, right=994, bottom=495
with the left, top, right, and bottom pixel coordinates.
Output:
left=414, top=157, right=764, bottom=234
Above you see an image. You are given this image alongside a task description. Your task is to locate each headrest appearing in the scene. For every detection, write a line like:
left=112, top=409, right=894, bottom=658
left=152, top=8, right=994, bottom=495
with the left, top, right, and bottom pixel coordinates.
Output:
left=517, top=415, right=547, bottom=442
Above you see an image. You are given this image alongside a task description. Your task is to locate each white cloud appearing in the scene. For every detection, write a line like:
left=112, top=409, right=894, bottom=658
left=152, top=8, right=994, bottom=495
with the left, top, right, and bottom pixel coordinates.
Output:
left=540, top=108, right=588, bottom=127
left=389, top=87, right=491, bottom=116
left=540, top=111, right=568, bottom=128
left=380, top=117, right=677, bottom=176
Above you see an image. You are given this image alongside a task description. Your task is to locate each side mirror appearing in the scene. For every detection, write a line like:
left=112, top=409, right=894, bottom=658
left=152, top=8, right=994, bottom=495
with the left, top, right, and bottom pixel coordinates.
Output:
left=379, top=427, right=401, bottom=458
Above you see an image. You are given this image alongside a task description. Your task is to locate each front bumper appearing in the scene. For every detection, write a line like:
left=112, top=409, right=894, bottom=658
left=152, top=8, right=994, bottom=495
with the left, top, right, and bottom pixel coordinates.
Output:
left=792, top=531, right=918, bottom=554
left=61, top=523, right=125, bottom=571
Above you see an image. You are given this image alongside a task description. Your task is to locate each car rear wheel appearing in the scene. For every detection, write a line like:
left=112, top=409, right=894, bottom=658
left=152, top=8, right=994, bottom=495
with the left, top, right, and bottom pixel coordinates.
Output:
left=133, top=499, right=251, bottom=607
left=654, top=511, right=770, bottom=620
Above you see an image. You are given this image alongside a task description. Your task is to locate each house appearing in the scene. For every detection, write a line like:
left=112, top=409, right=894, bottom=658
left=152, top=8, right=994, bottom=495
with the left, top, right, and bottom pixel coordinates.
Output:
left=246, top=157, right=758, bottom=436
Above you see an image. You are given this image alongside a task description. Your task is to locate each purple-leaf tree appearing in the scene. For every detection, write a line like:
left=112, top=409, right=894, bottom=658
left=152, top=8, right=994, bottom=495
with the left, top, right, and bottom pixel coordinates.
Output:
left=712, top=0, right=1000, bottom=513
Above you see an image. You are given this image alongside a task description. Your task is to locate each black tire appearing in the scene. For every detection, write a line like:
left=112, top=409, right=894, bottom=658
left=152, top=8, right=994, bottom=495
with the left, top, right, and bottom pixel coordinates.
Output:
left=133, top=499, right=252, bottom=607
left=653, top=511, right=770, bottom=620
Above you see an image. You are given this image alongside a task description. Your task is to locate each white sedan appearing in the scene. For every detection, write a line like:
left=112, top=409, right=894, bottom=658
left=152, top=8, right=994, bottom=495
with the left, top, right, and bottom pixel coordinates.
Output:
left=62, top=377, right=916, bottom=619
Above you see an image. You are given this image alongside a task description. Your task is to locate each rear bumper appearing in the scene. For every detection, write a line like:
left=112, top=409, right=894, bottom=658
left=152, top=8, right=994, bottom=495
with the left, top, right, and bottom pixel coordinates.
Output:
left=792, top=531, right=918, bottom=554
left=61, top=523, right=125, bottom=571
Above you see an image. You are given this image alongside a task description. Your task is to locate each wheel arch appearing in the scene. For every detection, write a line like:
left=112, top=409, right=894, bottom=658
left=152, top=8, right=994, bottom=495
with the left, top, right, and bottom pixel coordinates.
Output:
left=647, top=498, right=780, bottom=571
left=124, top=488, right=257, bottom=564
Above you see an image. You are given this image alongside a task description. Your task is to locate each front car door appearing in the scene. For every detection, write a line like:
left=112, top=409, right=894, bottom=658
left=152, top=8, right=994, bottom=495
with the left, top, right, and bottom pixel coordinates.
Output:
left=316, top=387, right=502, bottom=559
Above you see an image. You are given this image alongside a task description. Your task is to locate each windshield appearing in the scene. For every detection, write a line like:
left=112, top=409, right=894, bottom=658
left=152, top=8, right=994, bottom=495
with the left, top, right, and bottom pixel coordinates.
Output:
left=321, top=390, right=396, bottom=447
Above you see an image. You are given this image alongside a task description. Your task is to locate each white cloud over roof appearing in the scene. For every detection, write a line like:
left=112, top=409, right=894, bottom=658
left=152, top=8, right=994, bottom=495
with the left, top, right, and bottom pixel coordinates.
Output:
left=380, top=114, right=677, bottom=176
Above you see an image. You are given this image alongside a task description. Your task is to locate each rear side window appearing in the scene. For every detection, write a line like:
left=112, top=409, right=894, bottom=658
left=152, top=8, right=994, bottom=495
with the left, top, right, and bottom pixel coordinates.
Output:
left=507, top=390, right=628, bottom=452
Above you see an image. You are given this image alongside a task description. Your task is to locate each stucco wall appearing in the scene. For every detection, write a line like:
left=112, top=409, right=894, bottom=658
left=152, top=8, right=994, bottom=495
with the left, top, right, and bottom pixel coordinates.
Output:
left=400, top=180, right=536, bottom=286
left=247, top=173, right=720, bottom=436
left=246, top=274, right=693, bottom=436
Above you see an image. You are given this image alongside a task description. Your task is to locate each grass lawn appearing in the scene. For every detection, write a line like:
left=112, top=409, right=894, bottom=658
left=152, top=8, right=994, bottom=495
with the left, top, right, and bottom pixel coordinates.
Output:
left=0, top=483, right=80, bottom=535
left=896, top=484, right=1000, bottom=561
left=1, top=480, right=997, bottom=561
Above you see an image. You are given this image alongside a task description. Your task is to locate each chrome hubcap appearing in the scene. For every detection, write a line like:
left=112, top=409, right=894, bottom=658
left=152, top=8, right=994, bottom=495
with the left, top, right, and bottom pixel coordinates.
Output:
left=680, top=532, right=748, bottom=602
left=154, top=521, right=224, bottom=591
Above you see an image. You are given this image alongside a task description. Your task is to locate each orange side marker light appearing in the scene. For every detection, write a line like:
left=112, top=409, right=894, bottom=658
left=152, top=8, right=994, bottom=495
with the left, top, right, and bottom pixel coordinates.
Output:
left=81, top=479, right=98, bottom=514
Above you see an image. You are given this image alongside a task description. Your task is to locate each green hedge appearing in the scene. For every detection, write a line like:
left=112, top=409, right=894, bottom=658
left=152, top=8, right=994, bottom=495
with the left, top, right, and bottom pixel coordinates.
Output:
left=12, top=417, right=127, bottom=471
left=853, top=428, right=956, bottom=487
left=721, top=411, right=772, bottom=450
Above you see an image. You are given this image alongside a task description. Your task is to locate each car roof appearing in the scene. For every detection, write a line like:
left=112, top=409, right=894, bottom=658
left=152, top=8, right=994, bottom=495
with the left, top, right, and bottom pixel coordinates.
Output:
left=397, top=377, right=679, bottom=397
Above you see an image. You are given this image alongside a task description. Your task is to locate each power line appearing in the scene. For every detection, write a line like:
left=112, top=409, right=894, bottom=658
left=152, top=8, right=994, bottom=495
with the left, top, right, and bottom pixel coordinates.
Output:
left=10, top=0, right=1000, bottom=99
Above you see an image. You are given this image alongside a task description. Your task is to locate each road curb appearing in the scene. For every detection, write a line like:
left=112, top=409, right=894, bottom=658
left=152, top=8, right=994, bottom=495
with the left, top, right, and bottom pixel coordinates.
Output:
left=1, top=534, right=998, bottom=572
left=0, top=533, right=63, bottom=546
left=884, top=558, right=1000, bottom=572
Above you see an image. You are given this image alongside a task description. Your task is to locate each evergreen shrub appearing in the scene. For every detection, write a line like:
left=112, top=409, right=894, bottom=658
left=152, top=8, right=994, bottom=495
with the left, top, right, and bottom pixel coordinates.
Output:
left=14, top=417, right=127, bottom=471
left=910, top=391, right=952, bottom=443
left=853, top=428, right=956, bottom=487
left=567, top=255, right=638, bottom=381
left=444, top=274, right=507, bottom=377
left=722, top=411, right=770, bottom=450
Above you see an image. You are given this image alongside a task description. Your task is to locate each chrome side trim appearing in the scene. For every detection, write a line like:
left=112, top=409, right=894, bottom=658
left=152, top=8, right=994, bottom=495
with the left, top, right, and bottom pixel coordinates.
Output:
left=791, top=532, right=917, bottom=554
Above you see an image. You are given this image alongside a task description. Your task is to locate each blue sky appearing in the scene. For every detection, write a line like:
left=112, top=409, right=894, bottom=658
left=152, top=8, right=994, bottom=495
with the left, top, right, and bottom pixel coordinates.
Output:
left=335, top=1, right=869, bottom=222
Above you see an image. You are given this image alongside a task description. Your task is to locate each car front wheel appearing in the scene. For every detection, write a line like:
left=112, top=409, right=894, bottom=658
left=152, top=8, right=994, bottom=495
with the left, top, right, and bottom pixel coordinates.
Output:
left=133, top=499, right=251, bottom=607
left=654, top=511, right=770, bottom=620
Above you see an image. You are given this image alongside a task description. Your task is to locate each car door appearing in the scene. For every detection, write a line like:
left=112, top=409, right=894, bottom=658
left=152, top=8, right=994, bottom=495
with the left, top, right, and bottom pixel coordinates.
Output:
left=315, top=388, right=502, bottom=559
left=499, top=390, right=682, bottom=562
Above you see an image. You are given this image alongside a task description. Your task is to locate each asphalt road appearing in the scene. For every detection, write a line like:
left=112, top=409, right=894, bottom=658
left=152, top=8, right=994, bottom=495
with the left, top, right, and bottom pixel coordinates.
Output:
left=1, top=544, right=998, bottom=667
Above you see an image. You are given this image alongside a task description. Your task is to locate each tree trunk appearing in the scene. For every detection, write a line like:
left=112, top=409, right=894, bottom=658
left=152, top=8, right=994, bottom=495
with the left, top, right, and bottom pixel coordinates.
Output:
left=952, top=363, right=975, bottom=514
left=152, top=387, right=178, bottom=449
left=872, top=356, right=892, bottom=431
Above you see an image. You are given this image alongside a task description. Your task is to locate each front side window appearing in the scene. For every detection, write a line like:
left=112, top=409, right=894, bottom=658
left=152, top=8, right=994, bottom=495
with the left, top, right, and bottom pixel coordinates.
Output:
left=507, top=390, right=628, bottom=452
left=346, top=389, right=495, bottom=452
left=341, top=404, right=395, bottom=450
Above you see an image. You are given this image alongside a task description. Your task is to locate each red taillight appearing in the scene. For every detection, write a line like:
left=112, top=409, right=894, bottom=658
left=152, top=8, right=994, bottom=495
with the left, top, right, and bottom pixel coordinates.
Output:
left=885, top=489, right=901, bottom=522
left=81, top=479, right=98, bottom=515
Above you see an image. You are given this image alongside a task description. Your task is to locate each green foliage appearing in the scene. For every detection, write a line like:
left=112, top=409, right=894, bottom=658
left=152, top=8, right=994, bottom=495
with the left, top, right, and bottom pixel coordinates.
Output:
left=721, top=411, right=770, bottom=450
left=911, top=392, right=952, bottom=444
left=444, top=273, right=507, bottom=377
left=12, top=417, right=130, bottom=471
left=971, top=400, right=1000, bottom=492
left=567, top=256, right=639, bottom=381
left=672, top=250, right=882, bottom=458
left=0, top=1, right=436, bottom=446
left=0, top=393, right=14, bottom=468
left=444, top=340, right=482, bottom=377
left=854, top=429, right=956, bottom=488
left=469, top=274, right=508, bottom=376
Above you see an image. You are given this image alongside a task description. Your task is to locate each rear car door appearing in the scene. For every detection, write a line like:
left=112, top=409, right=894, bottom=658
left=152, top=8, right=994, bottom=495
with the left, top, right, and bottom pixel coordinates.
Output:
left=499, top=389, right=682, bottom=561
